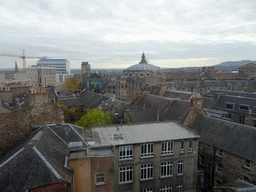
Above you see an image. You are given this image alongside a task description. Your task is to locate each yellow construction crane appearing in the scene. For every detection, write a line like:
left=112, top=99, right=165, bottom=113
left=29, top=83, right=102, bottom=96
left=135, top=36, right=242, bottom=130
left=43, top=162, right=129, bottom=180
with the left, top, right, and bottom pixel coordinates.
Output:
left=0, top=50, right=44, bottom=72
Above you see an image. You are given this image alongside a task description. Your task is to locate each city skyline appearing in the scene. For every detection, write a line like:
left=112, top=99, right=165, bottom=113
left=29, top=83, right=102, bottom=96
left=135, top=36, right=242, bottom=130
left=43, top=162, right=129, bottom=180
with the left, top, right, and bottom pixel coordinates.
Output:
left=1, top=0, right=256, bottom=69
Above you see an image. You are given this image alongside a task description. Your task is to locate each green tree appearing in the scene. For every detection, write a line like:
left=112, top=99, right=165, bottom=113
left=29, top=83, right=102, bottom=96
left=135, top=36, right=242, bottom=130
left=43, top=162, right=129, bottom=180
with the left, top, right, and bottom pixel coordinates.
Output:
left=62, top=78, right=80, bottom=93
left=75, top=108, right=113, bottom=128
left=56, top=105, right=85, bottom=124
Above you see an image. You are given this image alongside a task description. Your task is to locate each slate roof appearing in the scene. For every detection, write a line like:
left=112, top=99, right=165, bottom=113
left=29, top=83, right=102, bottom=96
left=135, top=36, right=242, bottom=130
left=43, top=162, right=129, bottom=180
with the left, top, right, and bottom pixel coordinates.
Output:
left=190, top=115, right=256, bottom=162
left=213, top=95, right=256, bottom=115
left=58, top=97, right=80, bottom=107
left=91, top=121, right=200, bottom=147
left=128, top=94, right=191, bottom=123
left=0, top=124, right=88, bottom=191
left=46, top=87, right=58, bottom=99
left=80, top=91, right=129, bottom=116
left=163, top=90, right=194, bottom=100
left=203, top=89, right=256, bottom=99
left=2, top=92, right=30, bottom=110
left=202, top=97, right=216, bottom=109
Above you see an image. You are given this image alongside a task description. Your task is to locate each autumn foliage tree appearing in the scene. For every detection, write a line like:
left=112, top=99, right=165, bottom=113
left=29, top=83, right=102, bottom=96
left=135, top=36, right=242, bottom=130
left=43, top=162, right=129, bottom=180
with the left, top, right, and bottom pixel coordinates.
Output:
left=75, top=108, right=113, bottom=128
left=62, top=78, right=80, bottom=93
left=56, top=104, right=85, bottom=124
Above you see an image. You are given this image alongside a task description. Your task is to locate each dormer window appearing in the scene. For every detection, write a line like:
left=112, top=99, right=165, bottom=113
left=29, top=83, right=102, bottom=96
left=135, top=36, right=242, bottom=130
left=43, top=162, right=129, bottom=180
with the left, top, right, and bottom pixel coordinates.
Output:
left=239, top=104, right=249, bottom=111
left=225, top=102, right=235, bottom=110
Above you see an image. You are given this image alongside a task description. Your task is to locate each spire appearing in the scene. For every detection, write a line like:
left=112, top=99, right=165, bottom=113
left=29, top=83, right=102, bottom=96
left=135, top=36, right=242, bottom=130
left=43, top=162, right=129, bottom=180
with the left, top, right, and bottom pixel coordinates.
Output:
left=15, top=61, right=19, bottom=73
left=139, top=51, right=147, bottom=64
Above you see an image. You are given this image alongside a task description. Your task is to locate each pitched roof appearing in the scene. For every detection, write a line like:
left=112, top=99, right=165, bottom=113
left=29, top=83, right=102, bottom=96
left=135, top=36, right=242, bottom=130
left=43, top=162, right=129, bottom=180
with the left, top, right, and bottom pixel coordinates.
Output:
left=213, top=95, right=256, bottom=115
left=191, top=115, right=256, bottom=162
left=0, top=124, right=88, bottom=191
left=165, top=72, right=199, bottom=80
left=203, top=89, right=256, bottom=99
left=58, top=97, right=80, bottom=107
left=163, top=90, right=194, bottom=100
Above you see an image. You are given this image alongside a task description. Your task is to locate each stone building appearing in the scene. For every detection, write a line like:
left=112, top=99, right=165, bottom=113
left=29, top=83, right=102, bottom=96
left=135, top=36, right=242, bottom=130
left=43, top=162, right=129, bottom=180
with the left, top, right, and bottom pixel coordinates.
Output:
left=26, top=67, right=56, bottom=87
left=116, top=52, right=165, bottom=102
left=190, top=115, right=256, bottom=189
left=238, top=62, right=256, bottom=79
left=0, top=121, right=199, bottom=192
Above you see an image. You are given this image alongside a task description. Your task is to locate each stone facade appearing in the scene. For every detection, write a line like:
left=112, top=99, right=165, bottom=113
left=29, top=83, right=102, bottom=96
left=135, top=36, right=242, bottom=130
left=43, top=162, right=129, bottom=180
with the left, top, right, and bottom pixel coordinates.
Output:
left=0, top=102, right=64, bottom=157
left=198, top=142, right=256, bottom=189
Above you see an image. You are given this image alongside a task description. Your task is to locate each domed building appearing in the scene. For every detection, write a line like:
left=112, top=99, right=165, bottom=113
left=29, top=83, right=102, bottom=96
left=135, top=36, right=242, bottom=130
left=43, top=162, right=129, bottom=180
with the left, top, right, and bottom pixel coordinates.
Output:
left=116, top=52, right=165, bottom=102
left=123, top=52, right=160, bottom=77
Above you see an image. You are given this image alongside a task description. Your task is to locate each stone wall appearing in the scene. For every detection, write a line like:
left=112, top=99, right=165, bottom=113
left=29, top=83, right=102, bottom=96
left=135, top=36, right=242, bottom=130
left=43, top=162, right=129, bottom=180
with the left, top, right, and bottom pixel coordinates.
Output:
left=0, top=103, right=64, bottom=157
left=198, top=142, right=256, bottom=189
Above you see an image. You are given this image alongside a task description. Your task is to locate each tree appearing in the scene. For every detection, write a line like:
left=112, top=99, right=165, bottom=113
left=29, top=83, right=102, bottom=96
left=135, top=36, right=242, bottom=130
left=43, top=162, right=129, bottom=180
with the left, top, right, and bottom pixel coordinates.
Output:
left=75, top=109, right=113, bottom=128
left=56, top=104, right=85, bottom=124
left=62, top=78, right=80, bottom=93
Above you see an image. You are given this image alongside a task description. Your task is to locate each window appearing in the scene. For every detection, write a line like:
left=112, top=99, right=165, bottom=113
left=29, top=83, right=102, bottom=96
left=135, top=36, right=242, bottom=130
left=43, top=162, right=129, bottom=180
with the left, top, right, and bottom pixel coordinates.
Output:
left=239, top=115, right=245, bottom=124
left=217, top=149, right=223, bottom=157
left=216, top=163, right=222, bottom=173
left=180, top=140, right=185, bottom=153
left=119, top=166, right=133, bottom=183
left=244, top=159, right=251, bottom=169
left=119, top=145, right=133, bottom=160
left=177, top=183, right=183, bottom=192
left=199, top=155, right=205, bottom=166
left=141, top=143, right=154, bottom=157
left=160, top=185, right=172, bottom=192
left=95, top=173, right=105, bottom=185
left=240, top=104, right=249, bottom=111
left=177, top=160, right=183, bottom=175
left=225, top=103, right=235, bottom=110
left=188, top=140, right=193, bottom=152
left=141, top=188, right=153, bottom=192
left=242, top=175, right=250, bottom=182
left=161, top=161, right=173, bottom=177
left=141, top=164, right=153, bottom=180
left=161, top=141, right=174, bottom=155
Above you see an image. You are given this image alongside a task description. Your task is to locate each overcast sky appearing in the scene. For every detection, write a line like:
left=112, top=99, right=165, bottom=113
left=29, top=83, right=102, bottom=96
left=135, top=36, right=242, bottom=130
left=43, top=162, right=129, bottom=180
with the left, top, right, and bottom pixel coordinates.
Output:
left=1, top=0, right=256, bottom=69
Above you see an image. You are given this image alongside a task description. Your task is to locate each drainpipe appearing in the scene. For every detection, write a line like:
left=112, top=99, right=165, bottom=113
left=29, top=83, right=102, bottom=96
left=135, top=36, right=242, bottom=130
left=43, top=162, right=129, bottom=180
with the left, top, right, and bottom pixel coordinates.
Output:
left=211, top=144, right=216, bottom=192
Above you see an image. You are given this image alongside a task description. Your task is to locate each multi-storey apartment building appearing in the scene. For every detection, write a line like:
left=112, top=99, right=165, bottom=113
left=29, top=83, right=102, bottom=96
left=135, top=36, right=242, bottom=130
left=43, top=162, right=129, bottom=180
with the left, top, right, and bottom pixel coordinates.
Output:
left=70, top=121, right=200, bottom=192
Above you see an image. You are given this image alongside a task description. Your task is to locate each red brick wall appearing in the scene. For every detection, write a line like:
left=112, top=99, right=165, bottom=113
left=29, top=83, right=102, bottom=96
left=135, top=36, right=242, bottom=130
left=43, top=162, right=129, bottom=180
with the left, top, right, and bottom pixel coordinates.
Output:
left=90, top=156, right=114, bottom=192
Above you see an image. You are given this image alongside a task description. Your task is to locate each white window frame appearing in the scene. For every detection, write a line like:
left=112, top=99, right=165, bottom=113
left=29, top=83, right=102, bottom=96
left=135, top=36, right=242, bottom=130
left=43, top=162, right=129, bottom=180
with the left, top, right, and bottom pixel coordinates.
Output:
left=160, top=185, right=172, bottom=192
left=161, top=141, right=174, bottom=155
left=244, top=159, right=251, bottom=169
left=216, top=163, right=222, bottom=173
left=119, top=145, right=133, bottom=160
left=217, top=149, right=223, bottom=157
left=140, top=164, right=154, bottom=180
left=141, top=187, right=153, bottom=192
left=119, top=166, right=133, bottom=184
left=180, top=140, right=185, bottom=153
left=95, top=173, right=105, bottom=185
left=188, top=140, right=193, bottom=152
left=161, top=161, right=173, bottom=178
left=177, top=183, right=183, bottom=192
left=177, top=160, right=183, bottom=175
left=141, top=143, right=154, bottom=157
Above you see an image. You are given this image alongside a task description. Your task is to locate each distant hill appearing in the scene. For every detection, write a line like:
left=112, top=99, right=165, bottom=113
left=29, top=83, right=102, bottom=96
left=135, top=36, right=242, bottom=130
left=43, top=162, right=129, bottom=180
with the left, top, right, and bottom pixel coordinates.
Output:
left=214, top=60, right=256, bottom=70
